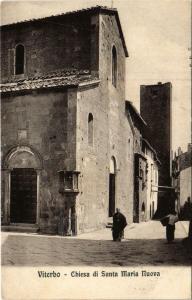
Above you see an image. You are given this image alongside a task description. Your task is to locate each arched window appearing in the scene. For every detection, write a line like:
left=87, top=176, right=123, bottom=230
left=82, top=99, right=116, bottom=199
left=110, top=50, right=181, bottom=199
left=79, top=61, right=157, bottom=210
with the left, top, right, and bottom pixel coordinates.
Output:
left=142, top=202, right=145, bottom=212
left=109, top=156, right=116, bottom=174
left=88, top=113, right=93, bottom=146
left=112, top=46, right=117, bottom=87
left=15, top=44, right=24, bottom=75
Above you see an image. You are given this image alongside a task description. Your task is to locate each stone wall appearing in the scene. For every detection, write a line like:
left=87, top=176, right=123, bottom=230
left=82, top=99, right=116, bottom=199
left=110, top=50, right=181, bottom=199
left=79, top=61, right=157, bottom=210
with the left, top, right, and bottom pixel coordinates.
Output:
left=73, top=13, right=134, bottom=232
left=98, top=13, right=134, bottom=223
left=75, top=82, right=134, bottom=232
left=76, top=84, right=108, bottom=232
left=1, top=87, right=78, bottom=233
left=1, top=14, right=93, bottom=82
left=99, top=14, right=126, bottom=98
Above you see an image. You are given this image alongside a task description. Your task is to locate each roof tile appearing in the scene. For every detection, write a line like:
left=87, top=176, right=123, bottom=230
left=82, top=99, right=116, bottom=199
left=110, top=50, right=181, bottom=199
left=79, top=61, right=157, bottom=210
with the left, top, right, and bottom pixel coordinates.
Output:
left=1, top=69, right=99, bottom=93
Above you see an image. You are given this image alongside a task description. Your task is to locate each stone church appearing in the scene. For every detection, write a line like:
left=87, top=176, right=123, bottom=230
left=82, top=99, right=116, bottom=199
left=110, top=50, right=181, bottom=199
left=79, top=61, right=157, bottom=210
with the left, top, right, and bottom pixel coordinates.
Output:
left=1, top=6, right=159, bottom=235
left=1, top=6, right=136, bottom=234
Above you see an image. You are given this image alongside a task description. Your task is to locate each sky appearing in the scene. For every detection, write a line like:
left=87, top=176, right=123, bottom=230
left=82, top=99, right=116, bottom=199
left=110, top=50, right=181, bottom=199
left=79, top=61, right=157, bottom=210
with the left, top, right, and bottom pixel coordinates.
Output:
left=1, top=0, right=191, bottom=152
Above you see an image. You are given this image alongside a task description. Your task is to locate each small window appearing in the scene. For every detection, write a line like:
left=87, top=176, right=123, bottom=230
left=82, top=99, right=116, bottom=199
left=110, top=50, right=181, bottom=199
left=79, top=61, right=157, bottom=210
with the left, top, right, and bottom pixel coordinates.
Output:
left=151, top=88, right=158, bottom=97
left=152, top=89, right=158, bottom=96
left=112, top=46, right=117, bottom=87
left=64, top=173, right=73, bottom=190
left=141, top=141, right=145, bottom=153
left=88, top=113, right=93, bottom=146
left=139, top=166, right=144, bottom=179
left=15, top=44, right=24, bottom=75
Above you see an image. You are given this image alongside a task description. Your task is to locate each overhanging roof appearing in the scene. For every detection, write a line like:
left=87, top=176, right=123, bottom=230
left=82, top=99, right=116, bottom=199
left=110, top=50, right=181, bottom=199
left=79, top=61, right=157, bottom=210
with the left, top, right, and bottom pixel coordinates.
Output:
left=0, top=69, right=99, bottom=94
left=142, top=138, right=161, bottom=165
left=125, top=100, right=147, bottom=126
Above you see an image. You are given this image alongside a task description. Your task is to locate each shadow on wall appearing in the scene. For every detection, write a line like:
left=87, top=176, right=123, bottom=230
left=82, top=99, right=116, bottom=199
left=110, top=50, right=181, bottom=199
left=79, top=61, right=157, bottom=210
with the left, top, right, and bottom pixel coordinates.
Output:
left=2, top=234, right=191, bottom=266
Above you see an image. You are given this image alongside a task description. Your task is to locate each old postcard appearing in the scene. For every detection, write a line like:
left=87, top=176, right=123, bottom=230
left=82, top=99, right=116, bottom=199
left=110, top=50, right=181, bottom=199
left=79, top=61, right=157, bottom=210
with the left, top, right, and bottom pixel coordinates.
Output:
left=1, top=0, right=191, bottom=299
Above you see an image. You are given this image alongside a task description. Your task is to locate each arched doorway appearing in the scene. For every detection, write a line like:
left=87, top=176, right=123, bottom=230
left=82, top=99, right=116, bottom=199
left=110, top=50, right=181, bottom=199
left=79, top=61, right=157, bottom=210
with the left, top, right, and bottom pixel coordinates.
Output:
left=109, top=157, right=116, bottom=217
left=3, top=146, right=42, bottom=225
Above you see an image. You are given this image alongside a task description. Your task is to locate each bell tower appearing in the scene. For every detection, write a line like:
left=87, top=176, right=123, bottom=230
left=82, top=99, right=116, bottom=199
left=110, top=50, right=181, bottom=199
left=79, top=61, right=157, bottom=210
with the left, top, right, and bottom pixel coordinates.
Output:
left=140, top=82, right=172, bottom=215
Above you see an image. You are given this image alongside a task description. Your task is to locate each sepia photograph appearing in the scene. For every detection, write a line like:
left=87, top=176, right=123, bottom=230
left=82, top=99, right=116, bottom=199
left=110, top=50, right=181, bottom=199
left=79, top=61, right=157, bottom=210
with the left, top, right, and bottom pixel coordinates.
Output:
left=1, top=0, right=191, bottom=299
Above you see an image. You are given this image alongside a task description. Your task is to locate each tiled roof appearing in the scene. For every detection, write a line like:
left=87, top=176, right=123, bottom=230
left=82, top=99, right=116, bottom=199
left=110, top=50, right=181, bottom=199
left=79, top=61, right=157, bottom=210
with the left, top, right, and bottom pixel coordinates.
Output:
left=142, top=138, right=161, bottom=165
left=2, top=6, right=116, bottom=27
left=1, top=6, right=128, bottom=57
left=125, top=100, right=147, bottom=126
left=125, top=100, right=160, bottom=164
left=29, top=68, right=91, bottom=80
left=0, top=69, right=99, bottom=93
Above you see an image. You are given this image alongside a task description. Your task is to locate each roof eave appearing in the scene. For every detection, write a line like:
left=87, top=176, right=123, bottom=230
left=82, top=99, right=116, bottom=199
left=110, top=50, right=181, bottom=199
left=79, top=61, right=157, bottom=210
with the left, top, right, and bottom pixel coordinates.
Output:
left=142, top=138, right=161, bottom=165
left=0, top=83, right=78, bottom=96
left=113, top=10, right=129, bottom=57
left=125, top=100, right=147, bottom=126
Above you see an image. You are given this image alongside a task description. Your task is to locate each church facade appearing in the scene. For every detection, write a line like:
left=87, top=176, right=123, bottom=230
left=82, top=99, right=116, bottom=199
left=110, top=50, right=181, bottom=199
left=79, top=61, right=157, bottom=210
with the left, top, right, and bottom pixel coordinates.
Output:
left=1, top=7, right=136, bottom=234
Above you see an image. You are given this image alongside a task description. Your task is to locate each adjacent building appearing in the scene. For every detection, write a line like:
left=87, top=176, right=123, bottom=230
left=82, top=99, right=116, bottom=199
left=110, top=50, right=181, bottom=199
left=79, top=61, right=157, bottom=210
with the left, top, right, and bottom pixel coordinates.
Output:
left=126, top=101, right=159, bottom=223
left=172, top=144, right=192, bottom=219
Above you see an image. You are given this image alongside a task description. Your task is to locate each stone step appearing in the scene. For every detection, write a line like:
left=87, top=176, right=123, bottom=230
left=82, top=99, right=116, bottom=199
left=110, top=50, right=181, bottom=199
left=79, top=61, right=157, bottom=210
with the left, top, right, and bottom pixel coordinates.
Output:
left=106, top=222, right=113, bottom=228
left=1, top=225, right=39, bottom=233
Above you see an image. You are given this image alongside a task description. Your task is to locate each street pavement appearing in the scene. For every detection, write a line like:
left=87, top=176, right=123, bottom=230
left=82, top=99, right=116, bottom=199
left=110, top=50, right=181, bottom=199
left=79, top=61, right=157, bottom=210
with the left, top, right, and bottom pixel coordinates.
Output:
left=1, top=221, right=191, bottom=266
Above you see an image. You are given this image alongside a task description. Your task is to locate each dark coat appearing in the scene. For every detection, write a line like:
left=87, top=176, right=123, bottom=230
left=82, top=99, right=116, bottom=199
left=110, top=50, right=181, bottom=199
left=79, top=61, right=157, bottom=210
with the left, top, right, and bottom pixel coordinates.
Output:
left=113, top=212, right=127, bottom=232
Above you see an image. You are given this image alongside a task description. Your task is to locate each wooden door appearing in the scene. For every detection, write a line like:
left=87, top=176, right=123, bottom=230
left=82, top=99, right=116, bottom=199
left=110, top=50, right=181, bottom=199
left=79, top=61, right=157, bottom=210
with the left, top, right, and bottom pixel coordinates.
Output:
left=109, top=173, right=115, bottom=217
left=10, top=168, right=37, bottom=223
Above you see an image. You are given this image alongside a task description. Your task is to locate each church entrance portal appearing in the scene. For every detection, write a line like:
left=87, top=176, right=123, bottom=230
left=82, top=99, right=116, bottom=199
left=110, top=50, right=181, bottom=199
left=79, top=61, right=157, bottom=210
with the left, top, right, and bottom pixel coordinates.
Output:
left=10, top=168, right=37, bottom=223
left=2, top=146, right=42, bottom=225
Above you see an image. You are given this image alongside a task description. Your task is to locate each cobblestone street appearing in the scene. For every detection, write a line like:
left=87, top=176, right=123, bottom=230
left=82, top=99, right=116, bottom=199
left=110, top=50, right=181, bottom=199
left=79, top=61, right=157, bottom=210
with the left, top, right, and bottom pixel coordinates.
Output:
left=1, top=221, right=191, bottom=266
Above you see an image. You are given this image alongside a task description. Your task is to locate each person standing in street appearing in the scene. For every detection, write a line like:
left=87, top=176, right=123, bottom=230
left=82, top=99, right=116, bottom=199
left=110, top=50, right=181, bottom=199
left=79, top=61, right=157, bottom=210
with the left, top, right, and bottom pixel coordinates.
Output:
left=112, top=208, right=127, bottom=241
left=166, top=211, right=178, bottom=243
left=165, top=191, right=178, bottom=243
